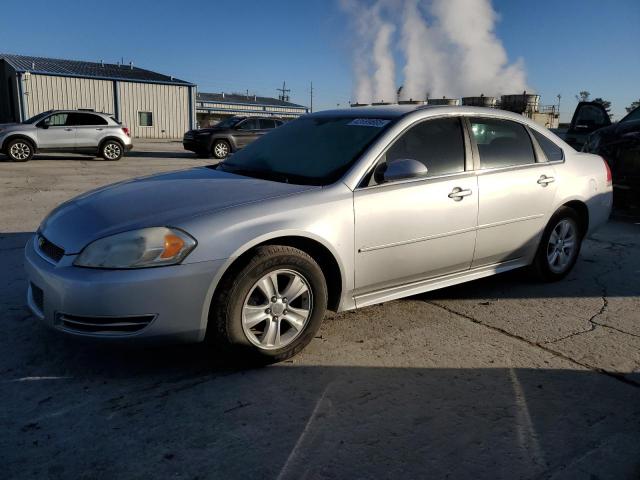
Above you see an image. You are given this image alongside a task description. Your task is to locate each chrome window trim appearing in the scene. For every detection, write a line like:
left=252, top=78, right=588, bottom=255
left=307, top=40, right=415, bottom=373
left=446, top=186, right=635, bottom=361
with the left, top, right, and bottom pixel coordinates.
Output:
left=356, top=170, right=476, bottom=191
left=474, top=159, right=565, bottom=176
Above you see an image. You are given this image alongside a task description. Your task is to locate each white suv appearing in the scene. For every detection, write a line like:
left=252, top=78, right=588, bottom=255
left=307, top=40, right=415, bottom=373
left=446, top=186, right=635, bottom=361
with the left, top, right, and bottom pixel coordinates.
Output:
left=0, top=110, right=133, bottom=162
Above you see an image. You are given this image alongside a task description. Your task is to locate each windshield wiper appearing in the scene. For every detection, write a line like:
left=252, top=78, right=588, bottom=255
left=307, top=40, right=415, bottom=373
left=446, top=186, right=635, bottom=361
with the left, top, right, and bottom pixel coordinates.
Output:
left=217, top=162, right=292, bottom=184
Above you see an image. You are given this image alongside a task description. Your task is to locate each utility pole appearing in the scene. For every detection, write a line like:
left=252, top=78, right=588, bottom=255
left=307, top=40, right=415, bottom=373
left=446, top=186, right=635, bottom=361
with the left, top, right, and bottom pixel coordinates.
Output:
left=310, top=81, right=313, bottom=113
left=277, top=81, right=291, bottom=102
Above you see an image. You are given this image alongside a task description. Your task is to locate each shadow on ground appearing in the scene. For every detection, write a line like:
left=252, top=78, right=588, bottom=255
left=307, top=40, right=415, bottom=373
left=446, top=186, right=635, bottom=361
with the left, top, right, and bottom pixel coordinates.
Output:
left=2, top=357, right=639, bottom=479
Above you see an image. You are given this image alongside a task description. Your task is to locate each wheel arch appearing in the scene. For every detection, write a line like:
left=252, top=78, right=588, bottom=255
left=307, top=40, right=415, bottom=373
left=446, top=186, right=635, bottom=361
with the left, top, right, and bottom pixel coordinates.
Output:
left=206, top=233, right=345, bottom=321
left=98, top=136, right=125, bottom=151
left=2, top=134, right=37, bottom=152
left=210, top=135, right=236, bottom=152
left=560, top=199, right=589, bottom=237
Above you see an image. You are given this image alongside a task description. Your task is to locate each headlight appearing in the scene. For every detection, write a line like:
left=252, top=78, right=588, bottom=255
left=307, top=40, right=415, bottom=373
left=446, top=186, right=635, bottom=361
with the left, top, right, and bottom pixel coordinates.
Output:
left=74, top=227, right=196, bottom=269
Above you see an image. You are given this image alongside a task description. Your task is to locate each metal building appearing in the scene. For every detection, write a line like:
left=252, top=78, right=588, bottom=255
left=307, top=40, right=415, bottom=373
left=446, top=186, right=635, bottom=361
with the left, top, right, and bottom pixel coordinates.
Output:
left=0, top=54, right=196, bottom=139
left=196, top=92, right=308, bottom=128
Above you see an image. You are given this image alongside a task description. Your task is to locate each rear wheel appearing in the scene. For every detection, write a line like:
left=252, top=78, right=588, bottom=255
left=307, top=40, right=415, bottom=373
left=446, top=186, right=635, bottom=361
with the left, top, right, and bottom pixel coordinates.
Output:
left=212, top=139, right=231, bottom=159
left=208, top=245, right=328, bottom=363
left=6, top=139, right=34, bottom=162
left=100, top=140, right=123, bottom=161
left=531, top=207, right=583, bottom=281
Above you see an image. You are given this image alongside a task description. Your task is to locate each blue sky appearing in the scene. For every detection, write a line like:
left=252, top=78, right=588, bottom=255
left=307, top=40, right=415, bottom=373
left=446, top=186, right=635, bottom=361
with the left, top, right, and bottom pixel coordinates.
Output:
left=1, top=0, right=638, bottom=121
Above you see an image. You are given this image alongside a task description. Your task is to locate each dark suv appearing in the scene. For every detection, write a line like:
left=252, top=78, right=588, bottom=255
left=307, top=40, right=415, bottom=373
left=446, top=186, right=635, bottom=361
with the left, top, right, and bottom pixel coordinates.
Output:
left=183, top=116, right=284, bottom=159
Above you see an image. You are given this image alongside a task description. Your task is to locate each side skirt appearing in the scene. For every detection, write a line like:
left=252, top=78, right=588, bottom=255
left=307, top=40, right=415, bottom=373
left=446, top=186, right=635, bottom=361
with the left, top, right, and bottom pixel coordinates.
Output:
left=353, top=258, right=529, bottom=309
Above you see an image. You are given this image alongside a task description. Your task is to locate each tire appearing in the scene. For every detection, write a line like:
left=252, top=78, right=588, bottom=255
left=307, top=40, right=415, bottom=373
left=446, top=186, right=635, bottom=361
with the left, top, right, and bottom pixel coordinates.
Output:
left=100, top=140, right=124, bottom=161
left=5, top=138, right=34, bottom=162
left=531, top=207, right=583, bottom=282
left=208, top=245, right=328, bottom=364
left=212, top=139, right=231, bottom=159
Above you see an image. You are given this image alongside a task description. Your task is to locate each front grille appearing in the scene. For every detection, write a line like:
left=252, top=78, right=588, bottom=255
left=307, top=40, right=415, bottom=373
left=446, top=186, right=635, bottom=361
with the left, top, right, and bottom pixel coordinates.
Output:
left=30, top=283, right=44, bottom=312
left=37, top=234, right=65, bottom=263
left=57, top=313, right=155, bottom=334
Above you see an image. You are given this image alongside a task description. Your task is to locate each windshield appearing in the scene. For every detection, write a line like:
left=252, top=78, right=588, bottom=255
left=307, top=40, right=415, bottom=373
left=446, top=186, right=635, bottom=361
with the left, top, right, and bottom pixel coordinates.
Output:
left=217, top=116, right=394, bottom=185
left=23, top=111, right=52, bottom=124
left=214, top=116, right=244, bottom=129
left=620, top=107, right=640, bottom=123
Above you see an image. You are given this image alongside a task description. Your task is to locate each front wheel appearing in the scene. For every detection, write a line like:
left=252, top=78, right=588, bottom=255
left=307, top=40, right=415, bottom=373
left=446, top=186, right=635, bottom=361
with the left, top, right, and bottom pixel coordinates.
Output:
left=100, top=140, right=123, bottom=161
left=6, top=139, right=34, bottom=162
left=212, top=139, right=231, bottom=159
left=208, top=245, right=328, bottom=363
left=531, top=207, right=583, bottom=281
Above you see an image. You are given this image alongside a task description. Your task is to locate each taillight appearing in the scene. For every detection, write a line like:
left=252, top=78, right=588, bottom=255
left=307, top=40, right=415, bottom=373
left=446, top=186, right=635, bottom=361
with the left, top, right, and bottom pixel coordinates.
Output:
left=602, top=157, right=612, bottom=186
left=122, top=127, right=130, bottom=137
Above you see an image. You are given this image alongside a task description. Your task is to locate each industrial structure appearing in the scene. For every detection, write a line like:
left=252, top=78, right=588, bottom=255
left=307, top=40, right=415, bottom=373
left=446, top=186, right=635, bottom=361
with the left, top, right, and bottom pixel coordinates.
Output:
left=0, top=53, right=197, bottom=139
left=352, top=92, right=559, bottom=129
left=195, top=92, right=309, bottom=128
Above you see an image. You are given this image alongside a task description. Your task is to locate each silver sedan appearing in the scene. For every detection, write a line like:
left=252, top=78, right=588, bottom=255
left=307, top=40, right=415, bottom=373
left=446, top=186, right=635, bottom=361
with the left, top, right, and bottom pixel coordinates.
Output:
left=25, top=106, right=613, bottom=363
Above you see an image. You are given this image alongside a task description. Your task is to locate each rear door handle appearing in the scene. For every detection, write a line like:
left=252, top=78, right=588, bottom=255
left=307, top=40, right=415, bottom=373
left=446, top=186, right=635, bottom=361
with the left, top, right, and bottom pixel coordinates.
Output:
left=95, top=128, right=104, bottom=131
left=448, top=187, right=472, bottom=201
left=64, top=128, right=73, bottom=132
left=537, top=175, right=555, bottom=186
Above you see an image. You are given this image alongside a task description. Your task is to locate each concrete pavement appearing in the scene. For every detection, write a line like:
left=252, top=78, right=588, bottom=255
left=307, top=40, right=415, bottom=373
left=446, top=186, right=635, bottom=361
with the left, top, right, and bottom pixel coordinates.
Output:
left=1, top=143, right=639, bottom=479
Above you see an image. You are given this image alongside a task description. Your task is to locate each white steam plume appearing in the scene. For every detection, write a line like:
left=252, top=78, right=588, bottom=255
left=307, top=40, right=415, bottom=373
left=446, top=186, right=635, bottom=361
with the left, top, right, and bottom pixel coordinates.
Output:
left=342, top=0, right=529, bottom=103
left=340, top=0, right=397, bottom=103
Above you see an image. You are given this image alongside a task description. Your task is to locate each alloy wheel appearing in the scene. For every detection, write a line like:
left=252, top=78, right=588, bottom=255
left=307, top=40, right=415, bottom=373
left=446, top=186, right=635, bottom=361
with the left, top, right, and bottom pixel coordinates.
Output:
left=546, top=219, right=578, bottom=274
left=241, top=269, right=313, bottom=350
left=104, top=143, right=121, bottom=160
left=214, top=142, right=229, bottom=158
left=10, top=142, right=30, bottom=160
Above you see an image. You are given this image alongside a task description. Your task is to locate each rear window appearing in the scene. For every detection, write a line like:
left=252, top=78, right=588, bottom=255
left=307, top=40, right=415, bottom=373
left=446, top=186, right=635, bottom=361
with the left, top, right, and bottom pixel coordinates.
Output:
left=532, top=130, right=564, bottom=162
left=470, top=118, right=536, bottom=169
left=259, top=119, right=276, bottom=129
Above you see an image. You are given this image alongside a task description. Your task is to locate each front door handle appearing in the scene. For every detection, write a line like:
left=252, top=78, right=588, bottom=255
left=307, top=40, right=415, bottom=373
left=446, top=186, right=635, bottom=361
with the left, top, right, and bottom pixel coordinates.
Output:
left=537, top=175, right=555, bottom=186
left=448, top=187, right=472, bottom=201
left=64, top=128, right=73, bottom=132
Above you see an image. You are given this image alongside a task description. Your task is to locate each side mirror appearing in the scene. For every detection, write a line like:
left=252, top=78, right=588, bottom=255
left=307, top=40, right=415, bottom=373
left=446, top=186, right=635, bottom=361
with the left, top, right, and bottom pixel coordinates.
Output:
left=37, top=122, right=49, bottom=129
left=376, top=158, right=428, bottom=183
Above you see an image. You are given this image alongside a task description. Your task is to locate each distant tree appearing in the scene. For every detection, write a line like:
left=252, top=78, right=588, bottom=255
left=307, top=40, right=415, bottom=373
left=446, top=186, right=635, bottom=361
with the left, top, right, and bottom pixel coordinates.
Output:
left=575, top=91, right=591, bottom=102
left=627, top=99, right=640, bottom=113
left=593, top=97, right=613, bottom=119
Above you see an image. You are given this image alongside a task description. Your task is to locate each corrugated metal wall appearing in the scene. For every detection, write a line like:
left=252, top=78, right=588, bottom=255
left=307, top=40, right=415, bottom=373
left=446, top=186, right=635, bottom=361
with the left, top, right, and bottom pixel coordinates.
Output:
left=24, top=74, right=114, bottom=118
left=118, top=82, right=190, bottom=139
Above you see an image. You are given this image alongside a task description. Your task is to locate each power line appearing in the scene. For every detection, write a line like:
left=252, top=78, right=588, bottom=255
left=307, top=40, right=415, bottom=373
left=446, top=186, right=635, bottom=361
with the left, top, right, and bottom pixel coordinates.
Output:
left=277, top=81, right=291, bottom=102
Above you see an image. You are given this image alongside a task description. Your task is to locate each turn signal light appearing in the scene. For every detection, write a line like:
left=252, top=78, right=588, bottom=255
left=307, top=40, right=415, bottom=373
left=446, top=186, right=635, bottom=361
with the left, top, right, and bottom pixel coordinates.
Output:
left=161, top=233, right=186, bottom=259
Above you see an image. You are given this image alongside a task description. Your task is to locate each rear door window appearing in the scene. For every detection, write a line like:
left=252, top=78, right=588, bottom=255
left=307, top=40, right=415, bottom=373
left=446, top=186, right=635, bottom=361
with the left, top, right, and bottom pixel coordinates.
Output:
left=259, top=119, right=276, bottom=129
left=470, top=118, right=536, bottom=169
left=66, top=113, right=108, bottom=126
left=238, top=118, right=260, bottom=130
left=384, top=117, right=465, bottom=178
left=531, top=130, right=564, bottom=162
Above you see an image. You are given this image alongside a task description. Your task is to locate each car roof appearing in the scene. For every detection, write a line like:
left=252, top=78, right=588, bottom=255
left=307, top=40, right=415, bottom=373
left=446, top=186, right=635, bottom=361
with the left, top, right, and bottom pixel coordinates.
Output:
left=48, top=109, right=113, bottom=116
left=310, top=105, right=536, bottom=123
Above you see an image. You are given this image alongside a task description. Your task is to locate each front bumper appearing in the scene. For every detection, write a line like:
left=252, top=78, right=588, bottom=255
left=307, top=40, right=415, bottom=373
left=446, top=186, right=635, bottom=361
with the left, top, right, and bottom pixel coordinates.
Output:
left=182, top=137, right=209, bottom=153
left=24, top=236, right=225, bottom=343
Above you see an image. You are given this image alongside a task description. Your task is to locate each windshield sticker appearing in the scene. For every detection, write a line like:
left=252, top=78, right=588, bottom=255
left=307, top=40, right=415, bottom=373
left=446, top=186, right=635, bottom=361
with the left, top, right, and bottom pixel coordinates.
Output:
left=347, top=118, right=390, bottom=128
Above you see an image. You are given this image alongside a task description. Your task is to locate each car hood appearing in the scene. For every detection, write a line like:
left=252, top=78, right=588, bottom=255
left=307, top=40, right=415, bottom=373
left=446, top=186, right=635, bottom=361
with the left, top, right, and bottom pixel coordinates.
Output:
left=40, top=167, right=318, bottom=254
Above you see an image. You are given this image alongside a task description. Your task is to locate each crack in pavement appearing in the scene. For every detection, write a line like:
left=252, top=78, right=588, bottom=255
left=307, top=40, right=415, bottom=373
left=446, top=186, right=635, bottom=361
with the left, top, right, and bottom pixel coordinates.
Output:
left=426, top=300, right=640, bottom=390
